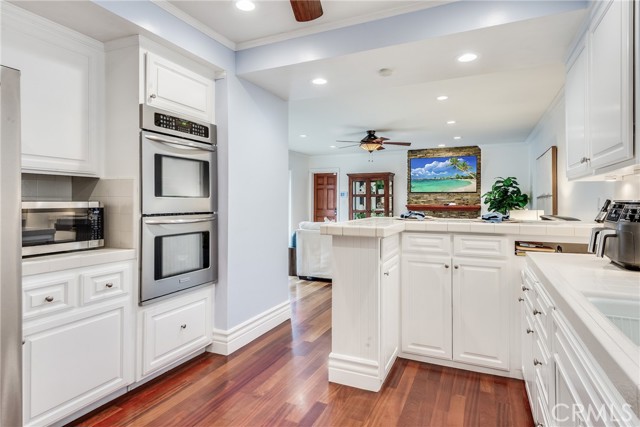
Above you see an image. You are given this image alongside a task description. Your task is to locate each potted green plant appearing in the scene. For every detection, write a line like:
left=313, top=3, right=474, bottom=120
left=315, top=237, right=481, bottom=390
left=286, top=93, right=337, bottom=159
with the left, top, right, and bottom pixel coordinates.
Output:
left=482, top=176, right=529, bottom=216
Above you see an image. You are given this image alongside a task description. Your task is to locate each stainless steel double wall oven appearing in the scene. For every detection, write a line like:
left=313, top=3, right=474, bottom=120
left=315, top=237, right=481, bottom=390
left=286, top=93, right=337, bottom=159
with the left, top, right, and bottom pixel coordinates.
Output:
left=139, top=105, right=218, bottom=304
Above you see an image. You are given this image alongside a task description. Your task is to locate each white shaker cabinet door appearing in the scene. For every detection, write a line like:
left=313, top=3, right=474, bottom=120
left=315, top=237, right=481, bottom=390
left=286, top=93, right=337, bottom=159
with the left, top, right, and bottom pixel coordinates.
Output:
left=145, top=52, right=214, bottom=122
left=588, top=0, right=633, bottom=170
left=565, top=38, right=591, bottom=179
left=452, top=258, right=509, bottom=371
left=380, top=254, right=400, bottom=376
left=401, top=254, right=452, bottom=360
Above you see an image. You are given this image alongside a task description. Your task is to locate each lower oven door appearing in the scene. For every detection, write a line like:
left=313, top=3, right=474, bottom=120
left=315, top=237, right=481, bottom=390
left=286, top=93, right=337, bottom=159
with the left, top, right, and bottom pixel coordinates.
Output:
left=141, top=213, right=217, bottom=304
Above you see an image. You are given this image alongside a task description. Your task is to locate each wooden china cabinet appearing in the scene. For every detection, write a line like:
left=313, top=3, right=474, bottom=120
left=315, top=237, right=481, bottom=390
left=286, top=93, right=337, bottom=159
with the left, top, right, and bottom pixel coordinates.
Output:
left=348, top=172, right=395, bottom=219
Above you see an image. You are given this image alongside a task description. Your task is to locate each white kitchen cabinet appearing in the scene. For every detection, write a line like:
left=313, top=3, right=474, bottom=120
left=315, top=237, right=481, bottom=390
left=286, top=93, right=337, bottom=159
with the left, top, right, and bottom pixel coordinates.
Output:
left=452, top=257, right=509, bottom=370
left=22, top=260, right=134, bottom=427
left=401, top=253, right=452, bottom=360
left=1, top=4, right=104, bottom=176
left=138, top=286, right=212, bottom=380
left=145, top=52, right=214, bottom=122
left=564, top=0, right=634, bottom=179
left=401, top=233, right=510, bottom=372
left=381, top=254, right=400, bottom=375
left=587, top=0, right=633, bottom=170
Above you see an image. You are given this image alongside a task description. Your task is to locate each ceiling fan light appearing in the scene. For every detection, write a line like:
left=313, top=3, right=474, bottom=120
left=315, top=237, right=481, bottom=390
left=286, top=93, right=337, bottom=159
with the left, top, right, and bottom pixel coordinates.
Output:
left=235, top=0, right=255, bottom=11
left=360, top=142, right=382, bottom=153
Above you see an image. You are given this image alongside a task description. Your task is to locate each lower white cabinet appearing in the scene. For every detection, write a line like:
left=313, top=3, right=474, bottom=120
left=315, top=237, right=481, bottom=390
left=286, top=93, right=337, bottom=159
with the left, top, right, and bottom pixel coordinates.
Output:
left=381, top=254, right=400, bottom=375
left=138, top=286, right=212, bottom=380
left=401, top=233, right=510, bottom=372
left=452, top=258, right=509, bottom=370
left=22, top=260, right=134, bottom=427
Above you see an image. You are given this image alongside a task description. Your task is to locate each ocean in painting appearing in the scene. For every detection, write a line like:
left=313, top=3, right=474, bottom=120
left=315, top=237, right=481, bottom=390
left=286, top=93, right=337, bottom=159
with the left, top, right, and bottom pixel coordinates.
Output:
left=410, top=179, right=476, bottom=193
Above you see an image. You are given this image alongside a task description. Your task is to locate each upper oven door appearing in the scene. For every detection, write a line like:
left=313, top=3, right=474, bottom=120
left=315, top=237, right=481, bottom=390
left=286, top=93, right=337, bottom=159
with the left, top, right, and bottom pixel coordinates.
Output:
left=141, top=130, right=217, bottom=215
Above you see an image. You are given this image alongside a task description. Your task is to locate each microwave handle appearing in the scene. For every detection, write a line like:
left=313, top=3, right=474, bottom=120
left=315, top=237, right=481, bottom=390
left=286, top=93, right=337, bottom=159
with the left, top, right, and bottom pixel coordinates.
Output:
left=144, top=134, right=216, bottom=152
left=144, top=215, right=216, bottom=225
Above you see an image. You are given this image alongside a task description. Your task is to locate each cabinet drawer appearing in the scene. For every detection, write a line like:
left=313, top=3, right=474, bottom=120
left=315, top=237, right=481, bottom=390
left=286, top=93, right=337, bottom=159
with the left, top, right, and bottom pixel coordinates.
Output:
left=80, top=263, right=130, bottom=305
left=533, top=336, right=551, bottom=406
left=141, top=291, right=211, bottom=377
left=23, top=274, right=75, bottom=320
left=381, top=234, right=400, bottom=262
left=453, top=235, right=508, bottom=258
left=402, top=233, right=450, bottom=255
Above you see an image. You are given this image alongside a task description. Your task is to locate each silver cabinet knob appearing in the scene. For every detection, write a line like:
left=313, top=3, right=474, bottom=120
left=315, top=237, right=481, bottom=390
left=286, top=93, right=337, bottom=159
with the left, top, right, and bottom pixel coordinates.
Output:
left=526, top=328, right=534, bottom=334
left=44, top=296, right=54, bottom=303
left=149, top=93, right=157, bottom=99
left=533, top=309, right=542, bottom=316
left=444, top=264, right=450, bottom=269
left=522, top=285, right=530, bottom=292
left=518, top=297, right=524, bottom=302
left=383, top=272, right=390, bottom=276
left=105, top=283, right=114, bottom=288
left=454, top=265, right=459, bottom=269
left=534, top=359, right=543, bottom=366
left=180, top=324, right=187, bottom=329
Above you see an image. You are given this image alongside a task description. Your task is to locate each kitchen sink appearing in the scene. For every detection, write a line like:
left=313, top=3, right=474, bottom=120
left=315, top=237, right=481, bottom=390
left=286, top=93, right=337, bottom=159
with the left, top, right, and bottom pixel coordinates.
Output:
left=586, top=296, right=640, bottom=346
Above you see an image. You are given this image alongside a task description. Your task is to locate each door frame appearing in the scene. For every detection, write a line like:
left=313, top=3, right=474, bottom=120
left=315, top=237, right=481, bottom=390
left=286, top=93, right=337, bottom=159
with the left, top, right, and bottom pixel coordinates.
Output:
left=308, top=168, right=340, bottom=222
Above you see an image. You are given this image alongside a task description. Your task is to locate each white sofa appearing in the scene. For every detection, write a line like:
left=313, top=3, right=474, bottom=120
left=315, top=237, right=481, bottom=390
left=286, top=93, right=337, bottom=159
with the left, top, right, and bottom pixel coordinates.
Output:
left=295, top=221, right=332, bottom=280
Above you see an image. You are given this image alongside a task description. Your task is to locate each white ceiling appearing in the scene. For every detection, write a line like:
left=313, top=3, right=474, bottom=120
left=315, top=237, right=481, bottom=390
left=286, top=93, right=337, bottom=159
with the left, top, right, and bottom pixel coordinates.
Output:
left=11, top=1, right=588, bottom=157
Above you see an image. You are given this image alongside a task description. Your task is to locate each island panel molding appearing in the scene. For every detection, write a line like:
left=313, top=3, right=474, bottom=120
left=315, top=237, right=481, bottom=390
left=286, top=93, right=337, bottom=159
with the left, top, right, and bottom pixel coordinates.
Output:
left=407, top=146, right=482, bottom=219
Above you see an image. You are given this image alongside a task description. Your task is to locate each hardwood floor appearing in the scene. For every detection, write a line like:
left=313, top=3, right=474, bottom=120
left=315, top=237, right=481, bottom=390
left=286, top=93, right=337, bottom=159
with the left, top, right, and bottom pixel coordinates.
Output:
left=70, top=278, right=533, bottom=427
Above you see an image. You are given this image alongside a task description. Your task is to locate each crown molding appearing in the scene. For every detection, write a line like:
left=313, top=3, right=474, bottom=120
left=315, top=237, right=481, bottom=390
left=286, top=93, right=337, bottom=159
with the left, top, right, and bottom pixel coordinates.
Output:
left=150, top=0, right=237, bottom=51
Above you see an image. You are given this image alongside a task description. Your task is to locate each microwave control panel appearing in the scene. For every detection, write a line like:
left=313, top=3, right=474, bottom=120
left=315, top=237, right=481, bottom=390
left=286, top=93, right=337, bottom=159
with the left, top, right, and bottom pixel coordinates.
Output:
left=154, top=112, right=209, bottom=139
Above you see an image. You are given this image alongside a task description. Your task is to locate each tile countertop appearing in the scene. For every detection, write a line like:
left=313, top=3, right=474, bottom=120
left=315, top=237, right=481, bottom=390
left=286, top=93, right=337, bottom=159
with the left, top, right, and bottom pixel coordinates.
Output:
left=320, top=217, right=596, bottom=238
left=526, top=253, right=640, bottom=416
left=22, top=248, right=136, bottom=276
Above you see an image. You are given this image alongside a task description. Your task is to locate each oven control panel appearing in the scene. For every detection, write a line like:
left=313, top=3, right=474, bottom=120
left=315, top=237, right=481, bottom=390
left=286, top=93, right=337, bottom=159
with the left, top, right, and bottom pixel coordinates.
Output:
left=606, top=201, right=640, bottom=223
left=154, top=112, right=209, bottom=138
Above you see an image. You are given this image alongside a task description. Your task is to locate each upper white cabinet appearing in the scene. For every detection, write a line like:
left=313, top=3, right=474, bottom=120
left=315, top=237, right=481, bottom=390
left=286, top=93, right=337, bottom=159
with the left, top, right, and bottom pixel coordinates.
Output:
left=145, top=52, right=214, bottom=122
left=565, top=0, right=634, bottom=178
left=1, top=4, right=104, bottom=176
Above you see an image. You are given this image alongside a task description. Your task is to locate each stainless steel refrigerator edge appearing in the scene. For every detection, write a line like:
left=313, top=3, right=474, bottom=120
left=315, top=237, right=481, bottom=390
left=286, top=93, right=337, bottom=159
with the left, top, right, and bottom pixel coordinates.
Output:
left=0, top=66, right=23, bottom=426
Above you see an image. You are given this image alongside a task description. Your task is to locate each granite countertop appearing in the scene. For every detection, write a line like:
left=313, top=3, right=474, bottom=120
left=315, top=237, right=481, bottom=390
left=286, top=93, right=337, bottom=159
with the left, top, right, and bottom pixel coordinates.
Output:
left=320, top=217, right=596, bottom=238
left=22, top=248, right=137, bottom=276
left=526, top=253, right=640, bottom=416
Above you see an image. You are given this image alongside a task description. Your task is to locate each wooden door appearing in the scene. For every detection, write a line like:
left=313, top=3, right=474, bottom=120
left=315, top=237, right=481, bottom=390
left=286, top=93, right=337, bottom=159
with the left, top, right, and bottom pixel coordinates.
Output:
left=313, top=173, right=337, bottom=222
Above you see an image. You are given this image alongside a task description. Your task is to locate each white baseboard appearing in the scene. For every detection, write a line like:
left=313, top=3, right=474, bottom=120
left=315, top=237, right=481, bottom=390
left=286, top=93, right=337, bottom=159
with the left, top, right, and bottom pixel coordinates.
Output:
left=328, top=352, right=383, bottom=392
left=209, top=300, right=291, bottom=356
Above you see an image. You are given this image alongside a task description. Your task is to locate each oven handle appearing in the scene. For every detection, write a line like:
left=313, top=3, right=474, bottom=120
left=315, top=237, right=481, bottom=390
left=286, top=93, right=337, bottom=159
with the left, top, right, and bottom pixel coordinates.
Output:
left=143, top=134, right=216, bottom=152
left=144, top=215, right=216, bottom=225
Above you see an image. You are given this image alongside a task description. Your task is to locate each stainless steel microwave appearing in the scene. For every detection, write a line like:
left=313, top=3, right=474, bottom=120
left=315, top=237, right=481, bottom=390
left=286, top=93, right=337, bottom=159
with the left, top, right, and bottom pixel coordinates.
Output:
left=21, top=201, right=104, bottom=257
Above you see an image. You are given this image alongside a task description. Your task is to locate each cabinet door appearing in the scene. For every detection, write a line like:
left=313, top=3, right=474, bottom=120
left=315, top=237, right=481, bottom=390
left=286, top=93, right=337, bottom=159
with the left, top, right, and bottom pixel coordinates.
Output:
left=146, top=53, right=214, bottom=122
left=521, top=298, right=535, bottom=405
left=2, top=6, right=103, bottom=176
left=23, top=307, right=130, bottom=426
left=401, top=254, right=452, bottom=360
left=452, top=258, right=509, bottom=370
left=588, top=0, right=633, bottom=170
left=565, top=38, right=591, bottom=179
left=381, top=254, right=400, bottom=375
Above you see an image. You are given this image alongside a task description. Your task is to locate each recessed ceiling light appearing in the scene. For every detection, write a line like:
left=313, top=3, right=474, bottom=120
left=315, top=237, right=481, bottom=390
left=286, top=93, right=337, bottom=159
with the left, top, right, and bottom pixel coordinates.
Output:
left=457, top=53, right=478, bottom=63
left=329, top=145, right=337, bottom=149
left=604, top=175, right=618, bottom=182
left=234, top=0, right=255, bottom=11
left=446, top=120, right=456, bottom=125
left=299, top=134, right=307, bottom=138
left=437, top=95, right=448, bottom=101
left=438, top=144, right=446, bottom=147
left=312, top=78, right=327, bottom=85
left=453, top=136, right=462, bottom=140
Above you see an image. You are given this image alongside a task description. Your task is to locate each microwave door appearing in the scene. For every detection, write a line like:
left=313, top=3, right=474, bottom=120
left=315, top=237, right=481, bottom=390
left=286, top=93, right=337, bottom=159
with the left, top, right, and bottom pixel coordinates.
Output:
left=140, top=214, right=216, bottom=304
left=141, top=131, right=216, bottom=215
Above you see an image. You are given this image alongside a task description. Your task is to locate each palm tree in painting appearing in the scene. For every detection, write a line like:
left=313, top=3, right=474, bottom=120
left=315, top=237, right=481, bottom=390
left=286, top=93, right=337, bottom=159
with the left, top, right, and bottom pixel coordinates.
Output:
left=449, top=157, right=475, bottom=178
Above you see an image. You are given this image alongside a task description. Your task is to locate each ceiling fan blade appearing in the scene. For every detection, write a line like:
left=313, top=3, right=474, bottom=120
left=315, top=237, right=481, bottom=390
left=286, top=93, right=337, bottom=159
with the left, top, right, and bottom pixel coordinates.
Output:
left=383, top=142, right=412, bottom=146
left=290, top=0, right=323, bottom=22
left=376, top=146, right=386, bottom=151
left=378, top=136, right=390, bottom=141
left=338, top=144, right=360, bottom=149
left=336, top=140, right=360, bottom=143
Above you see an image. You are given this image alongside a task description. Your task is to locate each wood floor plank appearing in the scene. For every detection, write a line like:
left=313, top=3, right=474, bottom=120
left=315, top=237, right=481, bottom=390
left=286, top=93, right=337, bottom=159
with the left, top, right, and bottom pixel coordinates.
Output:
left=70, top=278, right=533, bottom=427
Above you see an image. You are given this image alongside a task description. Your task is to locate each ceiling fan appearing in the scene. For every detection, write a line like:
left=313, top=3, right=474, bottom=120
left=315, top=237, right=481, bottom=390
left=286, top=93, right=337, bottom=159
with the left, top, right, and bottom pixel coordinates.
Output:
left=290, top=0, right=323, bottom=22
left=337, top=130, right=412, bottom=153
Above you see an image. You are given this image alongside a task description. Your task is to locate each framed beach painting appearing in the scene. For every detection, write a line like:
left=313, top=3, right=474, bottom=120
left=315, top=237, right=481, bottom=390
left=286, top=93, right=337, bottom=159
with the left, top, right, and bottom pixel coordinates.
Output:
left=409, top=155, right=477, bottom=193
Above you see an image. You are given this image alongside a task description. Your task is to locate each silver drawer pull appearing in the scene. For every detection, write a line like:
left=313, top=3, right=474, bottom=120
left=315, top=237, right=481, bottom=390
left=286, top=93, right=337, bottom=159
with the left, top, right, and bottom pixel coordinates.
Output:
left=105, top=283, right=114, bottom=288
left=533, top=309, right=542, bottom=316
left=383, top=272, right=389, bottom=276
left=149, top=93, right=157, bottom=99
left=444, top=264, right=450, bottom=269
left=518, top=297, right=524, bottom=302
left=534, top=359, right=543, bottom=366
left=180, top=324, right=187, bottom=329
left=44, top=296, right=54, bottom=303
left=522, top=285, right=530, bottom=292
left=526, top=328, right=534, bottom=334
left=454, top=265, right=459, bottom=269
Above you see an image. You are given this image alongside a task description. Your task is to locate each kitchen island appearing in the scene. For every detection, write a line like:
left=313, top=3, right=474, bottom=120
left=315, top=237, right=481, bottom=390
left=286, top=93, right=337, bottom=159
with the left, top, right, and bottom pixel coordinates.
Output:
left=320, top=217, right=593, bottom=391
